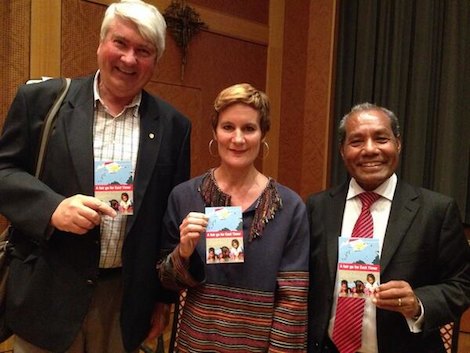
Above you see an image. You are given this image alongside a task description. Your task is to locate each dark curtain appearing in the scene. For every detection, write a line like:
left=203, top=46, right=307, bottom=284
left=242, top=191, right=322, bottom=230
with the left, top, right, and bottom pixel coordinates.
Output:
left=331, top=0, right=470, bottom=224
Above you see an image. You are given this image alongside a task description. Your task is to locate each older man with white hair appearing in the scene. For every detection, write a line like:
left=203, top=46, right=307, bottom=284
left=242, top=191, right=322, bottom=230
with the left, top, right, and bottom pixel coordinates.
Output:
left=0, top=1, right=191, bottom=352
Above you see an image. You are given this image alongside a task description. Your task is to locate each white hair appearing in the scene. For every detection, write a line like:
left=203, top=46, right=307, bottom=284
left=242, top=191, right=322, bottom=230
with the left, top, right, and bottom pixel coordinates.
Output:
left=100, top=0, right=167, bottom=61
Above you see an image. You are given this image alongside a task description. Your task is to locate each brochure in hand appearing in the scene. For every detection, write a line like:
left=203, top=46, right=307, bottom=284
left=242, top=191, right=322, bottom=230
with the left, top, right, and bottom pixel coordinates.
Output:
left=336, top=237, right=380, bottom=298
left=94, top=160, right=134, bottom=215
left=205, top=206, right=244, bottom=264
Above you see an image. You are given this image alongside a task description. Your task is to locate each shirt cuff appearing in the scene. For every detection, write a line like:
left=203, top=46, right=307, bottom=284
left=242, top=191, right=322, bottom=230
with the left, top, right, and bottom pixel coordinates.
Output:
left=406, top=297, right=424, bottom=333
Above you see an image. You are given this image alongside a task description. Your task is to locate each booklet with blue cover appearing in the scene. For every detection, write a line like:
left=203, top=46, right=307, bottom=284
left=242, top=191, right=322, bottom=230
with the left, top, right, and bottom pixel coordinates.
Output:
left=336, top=237, right=380, bottom=298
left=94, top=160, right=134, bottom=215
left=205, top=206, right=244, bottom=264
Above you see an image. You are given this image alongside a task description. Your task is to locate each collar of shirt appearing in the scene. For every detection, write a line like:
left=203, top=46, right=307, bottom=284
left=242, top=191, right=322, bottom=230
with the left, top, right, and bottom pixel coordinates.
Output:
left=92, top=70, right=142, bottom=116
left=343, top=174, right=397, bottom=242
left=347, top=173, right=398, bottom=202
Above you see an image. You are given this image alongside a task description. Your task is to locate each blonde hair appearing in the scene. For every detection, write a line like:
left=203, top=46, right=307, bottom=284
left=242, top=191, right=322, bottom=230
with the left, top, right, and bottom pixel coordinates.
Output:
left=212, top=83, right=271, bottom=136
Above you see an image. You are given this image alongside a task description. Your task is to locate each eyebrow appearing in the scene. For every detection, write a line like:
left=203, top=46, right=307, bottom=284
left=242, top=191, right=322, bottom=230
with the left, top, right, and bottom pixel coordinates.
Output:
left=111, top=34, right=155, bottom=51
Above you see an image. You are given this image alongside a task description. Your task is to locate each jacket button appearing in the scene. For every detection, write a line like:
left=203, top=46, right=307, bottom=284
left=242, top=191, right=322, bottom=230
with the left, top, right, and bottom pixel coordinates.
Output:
left=86, top=279, right=95, bottom=286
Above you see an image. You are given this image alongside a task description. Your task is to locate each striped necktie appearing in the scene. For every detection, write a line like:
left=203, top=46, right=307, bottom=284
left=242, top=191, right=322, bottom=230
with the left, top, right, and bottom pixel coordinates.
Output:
left=332, top=192, right=380, bottom=353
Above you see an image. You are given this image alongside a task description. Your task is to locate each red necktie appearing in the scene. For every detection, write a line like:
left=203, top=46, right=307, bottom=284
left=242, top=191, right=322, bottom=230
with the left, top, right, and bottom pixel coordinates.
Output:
left=351, top=192, right=380, bottom=238
left=332, top=192, right=380, bottom=353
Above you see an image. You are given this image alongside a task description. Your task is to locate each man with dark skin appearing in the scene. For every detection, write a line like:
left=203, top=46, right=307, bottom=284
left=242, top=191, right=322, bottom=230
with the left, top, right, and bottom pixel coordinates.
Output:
left=307, top=103, right=470, bottom=353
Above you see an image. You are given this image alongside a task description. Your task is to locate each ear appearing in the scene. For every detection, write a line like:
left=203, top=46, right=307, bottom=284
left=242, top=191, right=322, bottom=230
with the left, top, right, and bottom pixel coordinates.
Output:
left=340, top=143, right=345, bottom=160
left=396, top=137, right=402, bottom=154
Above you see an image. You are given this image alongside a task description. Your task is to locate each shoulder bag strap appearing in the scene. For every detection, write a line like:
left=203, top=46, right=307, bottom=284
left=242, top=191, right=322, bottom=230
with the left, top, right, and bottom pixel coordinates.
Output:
left=35, top=77, right=71, bottom=178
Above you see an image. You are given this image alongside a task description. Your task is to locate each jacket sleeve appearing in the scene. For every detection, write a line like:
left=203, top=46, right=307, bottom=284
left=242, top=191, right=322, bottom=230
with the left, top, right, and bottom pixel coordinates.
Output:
left=415, top=199, right=470, bottom=331
left=0, top=80, right=66, bottom=240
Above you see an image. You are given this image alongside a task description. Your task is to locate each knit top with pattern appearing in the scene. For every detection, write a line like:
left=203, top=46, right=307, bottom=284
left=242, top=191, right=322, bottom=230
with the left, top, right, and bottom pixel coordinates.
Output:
left=158, top=171, right=310, bottom=352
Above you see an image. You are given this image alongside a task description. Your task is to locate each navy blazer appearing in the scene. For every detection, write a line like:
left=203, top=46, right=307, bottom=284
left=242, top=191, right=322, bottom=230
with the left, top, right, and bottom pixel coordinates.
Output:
left=306, top=180, right=470, bottom=353
left=0, top=76, right=191, bottom=351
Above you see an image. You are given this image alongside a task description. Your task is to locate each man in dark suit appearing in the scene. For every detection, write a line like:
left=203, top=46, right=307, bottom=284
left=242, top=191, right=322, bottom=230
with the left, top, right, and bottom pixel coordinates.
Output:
left=307, top=103, right=470, bottom=353
left=0, top=1, right=190, bottom=352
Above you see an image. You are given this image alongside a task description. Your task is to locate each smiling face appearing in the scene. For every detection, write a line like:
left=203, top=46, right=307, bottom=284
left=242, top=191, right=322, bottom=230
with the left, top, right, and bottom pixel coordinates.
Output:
left=97, top=17, right=157, bottom=105
left=340, top=109, right=401, bottom=191
left=214, top=103, right=263, bottom=171
left=232, top=239, right=239, bottom=249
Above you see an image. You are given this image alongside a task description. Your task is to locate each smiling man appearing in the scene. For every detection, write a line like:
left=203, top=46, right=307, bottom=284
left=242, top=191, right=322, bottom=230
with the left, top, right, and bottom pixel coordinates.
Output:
left=306, top=103, right=470, bottom=353
left=0, top=1, right=190, bottom=352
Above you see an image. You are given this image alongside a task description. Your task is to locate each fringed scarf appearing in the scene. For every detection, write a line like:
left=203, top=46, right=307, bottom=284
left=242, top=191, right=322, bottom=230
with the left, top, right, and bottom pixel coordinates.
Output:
left=198, top=169, right=282, bottom=241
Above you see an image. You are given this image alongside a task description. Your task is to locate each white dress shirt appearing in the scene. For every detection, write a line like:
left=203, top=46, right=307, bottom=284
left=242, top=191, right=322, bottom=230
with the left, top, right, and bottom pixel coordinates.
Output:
left=328, top=175, right=396, bottom=353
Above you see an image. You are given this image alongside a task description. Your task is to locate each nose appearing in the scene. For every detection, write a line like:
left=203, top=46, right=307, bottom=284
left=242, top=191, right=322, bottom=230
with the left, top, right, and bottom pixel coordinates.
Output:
left=121, top=50, right=137, bottom=65
left=362, top=138, right=378, bottom=153
left=233, top=129, right=245, bottom=143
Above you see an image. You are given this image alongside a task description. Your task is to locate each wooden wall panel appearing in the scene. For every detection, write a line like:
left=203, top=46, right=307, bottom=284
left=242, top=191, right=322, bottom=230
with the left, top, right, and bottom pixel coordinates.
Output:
left=86, top=0, right=269, bottom=45
left=300, top=0, right=337, bottom=198
left=146, top=81, right=203, bottom=175
left=278, top=0, right=337, bottom=200
left=189, top=0, right=268, bottom=24
left=0, top=0, right=31, bottom=232
left=162, top=31, right=268, bottom=177
left=30, top=0, right=61, bottom=78
left=0, top=0, right=31, bottom=132
left=278, top=0, right=310, bottom=193
left=62, top=1, right=103, bottom=77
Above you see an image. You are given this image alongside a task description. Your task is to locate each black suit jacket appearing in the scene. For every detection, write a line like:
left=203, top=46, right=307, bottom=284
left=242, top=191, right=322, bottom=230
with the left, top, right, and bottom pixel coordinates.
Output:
left=0, top=76, right=191, bottom=352
left=306, top=180, right=470, bottom=353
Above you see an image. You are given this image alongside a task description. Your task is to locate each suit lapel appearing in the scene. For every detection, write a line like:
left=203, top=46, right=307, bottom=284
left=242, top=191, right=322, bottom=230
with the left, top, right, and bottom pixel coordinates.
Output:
left=381, top=181, right=420, bottom=272
left=326, top=184, right=348, bottom=282
left=126, top=92, right=162, bottom=232
left=57, top=79, right=164, bottom=232
left=61, top=78, right=95, bottom=195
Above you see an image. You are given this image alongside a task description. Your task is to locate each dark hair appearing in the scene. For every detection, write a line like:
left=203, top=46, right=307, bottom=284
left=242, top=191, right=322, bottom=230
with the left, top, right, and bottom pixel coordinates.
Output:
left=338, top=102, right=400, bottom=144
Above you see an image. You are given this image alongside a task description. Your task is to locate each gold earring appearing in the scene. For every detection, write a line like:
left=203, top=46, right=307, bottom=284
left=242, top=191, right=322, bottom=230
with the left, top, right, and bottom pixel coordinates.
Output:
left=209, top=139, right=218, bottom=157
left=260, top=141, right=269, bottom=159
